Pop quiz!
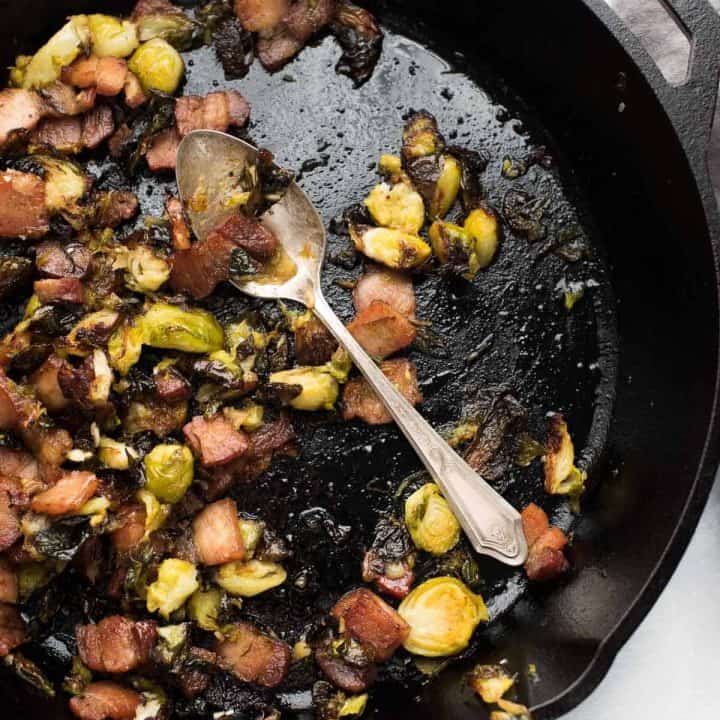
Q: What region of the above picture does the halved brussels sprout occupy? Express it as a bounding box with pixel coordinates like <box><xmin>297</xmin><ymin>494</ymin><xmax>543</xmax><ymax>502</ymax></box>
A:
<box><xmin>402</xmin><ymin>112</ymin><xmax>443</xmax><ymax>162</ymax></box>
<box><xmin>34</xmin><ymin>155</ymin><xmax>89</xmax><ymax>215</ymax></box>
<box><xmin>544</xmin><ymin>414</ymin><xmax>586</xmax><ymax>499</ymax></box>
<box><xmin>108</xmin><ymin>316</ymin><xmax>145</xmax><ymax>375</ymax></box>
<box><xmin>431</xmin><ymin>155</ymin><xmax>462</xmax><ymax>219</ymax></box>
<box><xmin>464</xmin><ymin>207</ymin><xmax>499</xmax><ymax>270</ymax></box>
<box><xmin>98</xmin><ymin>436</ymin><xmax>137</xmax><ymax>470</ymax></box>
<box><xmin>398</xmin><ymin>577</ymin><xmax>488</xmax><ymax>657</ymax></box>
<box><xmin>143</xmin><ymin>303</ymin><xmax>224</xmax><ymax>354</ymax></box>
<box><xmin>405</xmin><ymin>484</ymin><xmax>460</xmax><ymax>556</ymax></box>
<box><xmin>188</xmin><ymin>587</ymin><xmax>223</xmax><ymax>631</ymax></box>
<box><xmin>117</xmin><ymin>245</ymin><xmax>170</xmax><ymax>294</ymax></box>
<box><xmin>216</xmin><ymin>559</ymin><xmax>287</xmax><ymax>597</ymax></box>
<box><xmin>128</xmin><ymin>38</ymin><xmax>184</xmax><ymax>94</ymax></box>
<box><xmin>88</xmin><ymin>14</ymin><xmax>139</xmax><ymax>58</ymax></box>
<box><xmin>66</xmin><ymin>309</ymin><xmax>121</xmax><ymax>357</ymax></box>
<box><xmin>429</xmin><ymin>220</ymin><xmax>479</xmax><ymax>276</ymax></box>
<box><xmin>350</xmin><ymin>225</ymin><xmax>431</xmax><ymax>270</ymax></box>
<box><xmin>237</xmin><ymin>519</ymin><xmax>265</xmax><ymax>559</ymax></box>
<box><xmin>144</xmin><ymin>444</ymin><xmax>194</xmax><ymax>504</ymax></box>
<box><xmin>136</xmin><ymin>10</ymin><xmax>199</xmax><ymax>51</ymax></box>
<box><xmin>223</xmin><ymin>403</ymin><xmax>264</xmax><ymax>432</ymax></box>
<box><xmin>146</xmin><ymin>558</ymin><xmax>199</xmax><ymax>619</ymax></box>
<box><xmin>490</xmin><ymin>699</ymin><xmax>532</xmax><ymax>720</ymax></box>
<box><xmin>268</xmin><ymin>367</ymin><xmax>339</xmax><ymax>411</ymax></box>
<box><xmin>155</xmin><ymin>623</ymin><xmax>189</xmax><ymax>665</ymax></box>
<box><xmin>468</xmin><ymin>664</ymin><xmax>516</xmax><ymax>704</ymax></box>
<box><xmin>15</xmin><ymin>16</ymin><xmax>90</xmax><ymax>88</ymax></box>
<box><xmin>364</xmin><ymin>181</ymin><xmax>425</xmax><ymax>234</ymax></box>
<box><xmin>137</xmin><ymin>488</ymin><xmax>170</xmax><ymax>540</ymax></box>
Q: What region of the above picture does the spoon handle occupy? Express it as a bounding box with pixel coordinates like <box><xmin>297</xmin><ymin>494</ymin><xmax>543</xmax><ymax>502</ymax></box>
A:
<box><xmin>313</xmin><ymin>294</ymin><xmax>527</xmax><ymax>566</ymax></box>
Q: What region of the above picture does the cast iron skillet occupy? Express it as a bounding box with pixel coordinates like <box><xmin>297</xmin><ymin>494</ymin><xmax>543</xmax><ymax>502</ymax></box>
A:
<box><xmin>0</xmin><ymin>1</ymin><xmax>718</xmax><ymax>718</ymax></box>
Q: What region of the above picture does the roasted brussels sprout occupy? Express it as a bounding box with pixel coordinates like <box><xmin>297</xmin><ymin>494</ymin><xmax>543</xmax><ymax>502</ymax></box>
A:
<box><xmin>136</xmin><ymin>9</ymin><xmax>199</xmax><ymax>52</ymax></box>
<box><xmin>65</xmin><ymin>309</ymin><xmax>121</xmax><ymax>356</ymax></box>
<box><xmin>118</xmin><ymin>245</ymin><xmax>170</xmax><ymax>294</ymax></box>
<box><xmin>405</xmin><ymin>484</ymin><xmax>460</xmax><ymax>555</ymax></box>
<box><xmin>88</xmin><ymin>14</ymin><xmax>139</xmax><ymax>58</ymax></box>
<box><xmin>98</xmin><ymin>437</ymin><xmax>137</xmax><ymax>470</ymax></box>
<box><xmin>216</xmin><ymin>559</ymin><xmax>287</xmax><ymax>597</ymax></box>
<box><xmin>464</xmin><ymin>207</ymin><xmax>499</xmax><ymax>270</ymax></box>
<box><xmin>143</xmin><ymin>444</ymin><xmax>194</xmax><ymax>503</ymax></box>
<box><xmin>468</xmin><ymin>664</ymin><xmax>516</xmax><ymax>704</ymax></box>
<box><xmin>268</xmin><ymin>367</ymin><xmax>339</xmax><ymax>411</ymax></box>
<box><xmin>128</xmin><ymin>38</ymin><xmax>184</xmax><ymax>94</ymax></box>
<box><xmin>350</xmin><ymin>225</ymin><xmax>431</xmax><ymax>270</ymax></box>
<box><xmin>431</xmin><ymin>155</ymin><xmax>462</xmax><ymax>219</ymax></box>
<box><xmin>544</xmin><ymin>414</ymin><xmax>586</xmax><ymax>499</ymax></box>
<box><xmin>398</xmin><ymin>577</ymin><xmax>488</xmax><ymax>656</ymax></box>
<box><xmin>364</xmin><ymin>181</ymin><xmax>425</xmax><ymax>234</ymax></box>
<box><xmin>429</xmin><ymin>221</ymin><xmax>479</xmax><ymax>277</ymax></box>
<box><xmin>143</xmin><ymin>303</ymin><xmax>224</xmax><ymax>354</ymax></box>
<box><xmin>402</xmin><ymin>112</ymin><xmax>443</xmax><ymax>162</ymax></box>
<box><xmin>108</xmin><ymin>317</ymin><xmax>145</xmax><ymax>375</ymax></box>
<box><xmin>13</xmin><ymin>16</ymin><xmax>90</xmax><ymax>88</ymax></box>
<box><xmin>188</xmin><ymin>587</ymin><xmax>223</xmax><ymax>631</ymax></box>
<box><xmin>146</xmin><ymin>558</ymin><xmax>200</xmax><ymax>619</ymax></box>
<box><xmin>34</xmin><ymin>155</ymin><xmax>90</xmax><ymax>216</ymax></box>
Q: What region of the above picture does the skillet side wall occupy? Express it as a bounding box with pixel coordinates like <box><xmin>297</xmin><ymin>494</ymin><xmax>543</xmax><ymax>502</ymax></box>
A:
<box><xmin>0</xmin><ymin>1</ymin><xmax>717</xmax><ymax>719</ymax></box>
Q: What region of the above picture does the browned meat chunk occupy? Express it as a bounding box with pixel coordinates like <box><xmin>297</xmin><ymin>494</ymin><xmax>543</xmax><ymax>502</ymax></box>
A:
<box><xmin>40</xmin><ymin>82</ymin><xmax>96</xmax><ymax>117</ymax></box>
<box><xmin>0</xmin><ymin>558</ymin><xmax>18</xmax><ymax>604</ymax></box>
<box><xmin>0</xmin><ymin>170</ymin><xmax>49</xmax><ymax>239</ymax></box>
<box><xmin>154</xmin><ymin>366</ymin><xmax>191</xmax><ymax>402</ymax></box>
<box><xmin>123</xmin><ymin>72</ymin><xmax>147</xmax><ymax>109</ymax></box>
<box><xmin>91</xmin><ymin>191</ymin><xmax>139</xmax><ymax>229</ymax></box>
<box><xmin>81</xmin><ymin>105</ymin><xmax>115</xmax><ymax>149</ymax></box>
<box><xmin>217</xmin><ymin>622</ymin><xmax>291</xmax><ymax>687</ymax></box>
<box><xmin>353</xmin><ymin>266</ymin><xmax>416</xmax><ymax>318</ymax></box>
<box><xmin>165</xmin><ymin>196</ymin><xmax>191</xmax><ymax>251</ymax></box>
<box><xmin>193</xmin><ymin>498</ymin><xmax>246</xmax><ymax>566</ymax></box>
<box><xmin>0</xmin><ymin>603</ymin><xmax>25</xmax><ymax>656</ymax></box>
<box><xmin>30</xmin><ymin>470</ymin><xmax>98</xmax><ymax>516</ymax></box>
<box><xmin>347</xmin><ymin>300</ymin><xmax>416</xmax><ymax>359</ymax></box>
<box><xmin>295</xmin><ymin>316</ymin><xmax>337</xmax><ymax>365</ymax></box>
<box><xmin>131</xmin><ymin>0</ymin><xmax>176</xmax><ymax>19</ymax></box>
<box><xmin>184</xmin><ymin>415</ymin><xmax>249</xmax><ymax>467</ymax></box>
<box><xmin>175</xmin><ymin>91</ymin><xmax>250</xmax><ymax>137</ymax></box>
<box><xmin>30</xmin><ymin>355</ymin><xmax>71</xmax><ymax>412</ymax></box>
<box><xmin>0</xmin><ymin>89</ymin><xmax>45</xmax><ymax>145</ymax></box>
<box><xmin>0</xmin><ymin>491</ymin><xmax>21</xmax><ymax>553</ymax></box>
<box><xmin>315</xmin><ymin>649</ymin><xmax>377</xmax><ymax>693</ymax></box>
<box><xmin>62</xmin><ymin>56</ymin><xmax>128</xmax><ymax>97</ymax></box>
<box><xmin>343</xmin><ymin>358</ymin><xmax>422</xmax><ymax>425</ymax></box>
<box><xmin>521</xmin><ymin>503</ymin><xmax>570</xmax><ymax>582</ymax></box>
<box><xmin>31</xmin><ymin>116</ymin><xmax>82</xmax><ymax>152</ymax></box>
<box><xmin>77</xmin><ymin>616</ymin><xmax>157</xmax><ymax>673</ymax></box>
<box><xmin>361</xmin><ymin>551</ymin><xmax>415</xmax><ymax>600</ymax></box>
<box><xmin>69</xmin><ymin>682</ymin><xmax>142</xmax><ymax>720</ymax></box>
<box><xmin>36</xmin><ymin>241</ymin><xmax>92</xmax><ymax>279</ymax></box>
<box><xmin>146</xmin><ymin>127</ymin><xmax>181</xmax><ymax>171</ymax></box>
<box><xmin>331</xmin><ymin>1</ymin><xmax>383</xmax><ymax>86</ymax></box>
<box><xmin>256</xmin><ymin>27</ymin><xmax>303</xmax><ymax>71</ymax></box>
<box><xmin>331</xmin><ymin>587</ymin><xmax>409</xmax><ymax>662</ymax></box>
<box><xmin>112</xmin><ymin>504</ymin><xmax>147</xmax><ymax>552</ymax></box>
<box><xmin>283</xmin><ymin>0</ymin><xmax>335</xmax><ymax>43</ymax></box>
<box><xmin>234</xmin><ymin>0</ymin><xmax>289</xmax><ymax>31</ymax></box>
<box><xmin>34</xmin><ymin>278</ymin><xmax>85</xmax><ymax>305</ymax></box>
<box><xmin>210</xmin><ymin>212</ymin><xmax>279</xmax><ymax>261</ymax></box>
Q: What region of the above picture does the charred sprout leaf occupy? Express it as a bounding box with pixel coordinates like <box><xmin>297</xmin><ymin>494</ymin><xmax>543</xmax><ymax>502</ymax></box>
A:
<box><xmin>430</xmin><ymin>547</ymin><xmax>481</xmax><ymax>589</ymax></box>
<box><xmin>515</xmin><ymin>434</ymin><xmax>546</xmax><ymax>468</ymax></box>
<box><xmin>502</xmin><ymin>190</ymin><xmax>549</xmax><ymax>242</ymax></box>
<box><xmin>213</xmin><ymin>16</ymin><xmax>255</xmax><ymax>80</ymax></box>
<box><xmin>544</xmin><ymin>414</ymin><xmax>586</xmax><ymax>502</ymax></box>
<box><xmin>370</xmin><ymin>517</ymin><xmax>413</xmax><ymax>561</ymax></box>
<box><xmin>413</xmin><ymin>324</ymin><xmax>449</xmax><ymax>358</ymax></box>
<box><xmin>230</xmin><ymin>247</ymin><xmax>259</xmax><ymax>277</ymax></box>
<box><xmin>331</xmin><ymin>1</ymin><xmax>383</xmax><ymax>87</ymax></box>
<box><xmin>448</xmin><ymin>146</ymin><xmax>489</xmax><ymax>213</ymax></box>
<box><xmin>398</xmin><ymin>577</ymin><xmax>487</xmax><ymax>657</ymax></box>
<box><xmin>137</xmin><ymin>9</ymin><xmax>201</xmax><ymax>52</ymax></box>
<box><xmin>34</xmin><ymin>516</ymin><xmax>92</xmax><ymax>561</ymax></box>
<box><xmin>129</xmin><ymin>38</ymin><xmax>185</xmax><ymax>94</ymax></box>
<box><xmin>4</xmin><ymin>653</ymin><xmax>55</xmax><ymax>697</ymax></box>
<box><xmin>0</xmin><ymin>256</ymin><xmax>33</xmax><ymax>299</ymax></box>
<box><xmin>88</xmin><ymin>14</ymin><xmax>139</xmax><ymax>58</ymax></box>
<box><xmin>468</xmin><ymin>664</ymin><xmax>516</xmax><ymax>704</ymax></box>
<box><xmin>405</xmin><ymin>484</ymin><xmax>460</xmax><ymax>556</ymax></box>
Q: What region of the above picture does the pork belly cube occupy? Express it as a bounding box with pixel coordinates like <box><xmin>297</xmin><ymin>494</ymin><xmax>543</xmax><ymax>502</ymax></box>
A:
<box><xmin>69</xmin><ymin>682</ymin><xmax>142</xmax><ymax>720</ymax></box>
<box><xmin>30</xmin><ymin>471</ymin><xmax>98</xmax><ymax>516</ymax></box>
<box><xmin>76</xmin><ymin>615</ymin><xmax>157</xmax><ymax>673</ymax></box>
<box><xmin>183</xmin><ymin>415</ymin><xmax>250</xmax><ymax>467</ymax></box>
<box><xmin>347</xmin><ymin>300</ymin><xmax>417</xmax><ymax>359</ymax></box>
<box><xmin>193</xmin><ymin>498</ymin><xmax>246</xmax><ymax>566</ymax></box>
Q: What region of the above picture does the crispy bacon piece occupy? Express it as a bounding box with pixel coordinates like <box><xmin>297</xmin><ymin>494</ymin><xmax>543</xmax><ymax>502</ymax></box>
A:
<box><xmin>347</xmin><ymin>300</ymin><xmax>416</xmax><ymax>359</ymax></box>
<box><xmin>30</xmin><ymin>470</ymin><xmax>98</xmax><ymax>516</ymax></box>
<box><xmin>0</xmin><ymin>491</ymin><xmax>21</xmax><ymax>553</ymax></box>
<box><xmin>0</xmin><ymin>88</ymin><xmax>45</xmax><ymax>145</ymax></box>
<box><xmin>521</xmin><ymin>503</ymin><xmax>570</xmax><ymax>582</ymax></box>
<box><xmin>217</xmin><ymin>622</ymin><xmax>291</xmax><ymax>687</ymax></box>
<box><xmin>184</xmin><ymin>415</ymin><xmax>249</xmax><ymax>467</ymax></box>
<box><xmin>210</xmin><ymin>212</ymin><xmax>279</xmax><ymax>261</ymax></box>
<box><xmin>331</xmin><ymin>587</ymin><xmax>409</xmax><ymax>662</ymax></box>
<box><xmin>0</xmin><ymin>558</ymin><xmax>18</xmax><ymax>604</ymax></box>
<box><xmin>256</xmin><ymin>27</ymin><xmax>303</xmax><ymax>71</ymax></box>
<box><xmin>175</xmin><ymin>90</ymin><xmax>250</xmax><ymax>137</ymax></box>
<box><xmin>36</xmin><ymin>240</ymin><xmax>92</xmax><ymax>279</ymax></box>
<box><xmin>343</xmin><ymin>358</ymin><xmax>422</xmax><ymax>425</ymax></box>
<box><xmin>295</xmin><ymin>316</ymin><xmax>338</xmax><ymax>365</ymax></box>
<box><xmin>91</xmin><ymin>191</ymin><xmax>139</xmax><ymax>229</ymax></box>
<box><xmin>315</xmin><ymin>649</ymin><xmax>377</xmax><ymax>693</ymax></box>
<box><xmin>0</xmin><ymin>603</ymin><xmax>25</xmax><ymax>656</ymax></box>
<box><xmin>69</xmin><ymin>682</ymin><xmax>142</xmax><ymax>720</ymax></box>
<box><xmin>0</xmin><ymin>170</ymin><xmax>49</xmax><ymax>239</ymax></box>
<box><xmin>81</xmin><ymin>105</ymin><xmax>115</xmax><ymax>149</ymax></box>
<box><xmin>34</xmin><ymin>278</ymin><xmax>85</xmax><ymax>305</ymax></box>
<box><xmin>165</xmin><ymin>196</ymin><xmax>191</xmax><ymax>251</ymax></box>
<box><xmin>353</xmin><ymin>266</ymin><xmax>416</xmax><ymax>318</ymax></box>
<box><xmin>40</xmin><ymin>82</ymin><xmax>96</xmax><ymax>117</ymax></box>
<box><xmin>123</xmin><ymin>72</ymin><xmax>147</xmax><ymax>109</ymax></box>
<box><xmin>146</xmin><ymin>127</ymin><xmax>181</xmax><ymax>171</ymax></box>
<box><xmin>193</xmin><ymin>498</ymin><xmax>246</xmax><ymax>566</ymax></box>
<box><xmin>234</xmin><ymin>0</ymin><xmax>290</xmax><ymax>31</ymax></box>
<box><xmin>31</xmin><ymin>116</ymin><xmax>82</xmax><ymax>152</ymax></box>
<box><xmin>112</xmin><ymin>504</ymin><xmax>147</xmax><ymax>552</ymax></box>
<box><xmin>30</xmin><ymin>355</ymin><xmax>71</xmax><ymax>412</ymax></box>
<box><xmin>77</xmin><ymin>616</ymin><xmax>157</xmax><ymax>673</ymax></box>
<box><xmin>62</xmin><ymin>56</ymin><xmax>128</xmax><ymax>97</ymax></box>
<box><xmin>154</xmin><ymin>366</ymin><xmax>191</xmax><ymax>402</ymax></box>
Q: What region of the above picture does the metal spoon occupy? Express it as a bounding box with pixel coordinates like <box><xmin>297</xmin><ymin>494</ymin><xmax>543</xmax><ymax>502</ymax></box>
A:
<box><xmin>176</xmin><ymin>129</ymin><xmax>527</xmax><ymax>567</ymax></box>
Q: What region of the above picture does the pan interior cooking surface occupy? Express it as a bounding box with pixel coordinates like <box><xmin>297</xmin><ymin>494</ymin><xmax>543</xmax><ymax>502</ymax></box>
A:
<box><xmin>0</xmin><ymin>11</ymin><xmax>618</xmax><ymax>720</ymax></box>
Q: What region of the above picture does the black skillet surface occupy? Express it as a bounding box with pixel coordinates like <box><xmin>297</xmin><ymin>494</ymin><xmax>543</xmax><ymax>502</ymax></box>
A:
<box><xmin>0</xmin><ymin>1</ymin><xmax>718</xmax><ymax>719</ymax></box>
